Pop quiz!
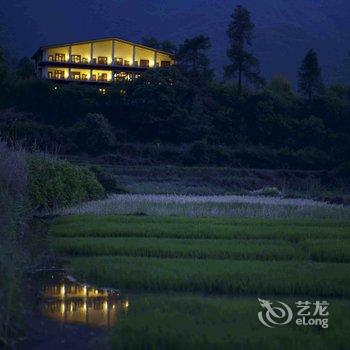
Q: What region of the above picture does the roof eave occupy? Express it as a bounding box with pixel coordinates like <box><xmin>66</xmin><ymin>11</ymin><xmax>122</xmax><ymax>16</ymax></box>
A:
<box><xmin>32</xmin><ymin>36</ymin><xmax>174</xmax><ymax>59</ymax></box>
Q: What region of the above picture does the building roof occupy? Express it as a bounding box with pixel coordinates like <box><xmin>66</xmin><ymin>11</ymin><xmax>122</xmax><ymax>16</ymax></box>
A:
<box><xmin>32</xmin><ymin>36</ymin><xmax>174</xmax><ymax>59</ymax></box>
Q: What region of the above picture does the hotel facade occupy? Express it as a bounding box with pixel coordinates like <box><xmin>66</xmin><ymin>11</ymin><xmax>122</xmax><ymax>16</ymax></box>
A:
<box><xmin>32</xmin><ymin>37</ymin><xmax>175</xmax><ymax>84</ymax></box>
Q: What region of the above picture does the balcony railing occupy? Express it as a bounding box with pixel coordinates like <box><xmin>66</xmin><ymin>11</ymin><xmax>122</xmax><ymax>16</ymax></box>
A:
<box><xmin>45</xmin><ymin>56</ymin><xmax>169</xmax><ymax>68</ymax></box>
<box><xmin>46</xmin><ymin>56</ymin><xmax>131</xmax><ymax>66</ymax></box>
<box><xmin>47</xmin><ymin>74</ymin><xmax>140</xmax><ymax>83</ymax></box>
<box><xmin>48</xmin><ymin>73</ymin><xmax>111</xmax><ymax>82</ymax></box>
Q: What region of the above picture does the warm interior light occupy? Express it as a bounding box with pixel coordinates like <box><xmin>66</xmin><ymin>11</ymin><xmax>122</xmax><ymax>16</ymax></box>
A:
<box><xmin>61</xmin><ymin>302</ymin><xmax>65</xmax><ymax>314</ymax></box>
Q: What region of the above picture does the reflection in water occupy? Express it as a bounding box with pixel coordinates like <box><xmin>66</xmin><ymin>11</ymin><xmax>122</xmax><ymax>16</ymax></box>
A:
<box><xmin>37</xmin><ymin>269</ymin><xmax>128</xmax><ymax>328</ymax></box>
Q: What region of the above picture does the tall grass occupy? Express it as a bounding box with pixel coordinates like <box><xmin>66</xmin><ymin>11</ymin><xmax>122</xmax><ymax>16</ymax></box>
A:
<box><xmin>0</xmin><ymin>141</ymin><xmax>29</xmax><ymax>348</ymax></box>
<box><xmin>55</xmin><ymin>194</ymin><xmax>350</xmax><ymax>219</ymax></box>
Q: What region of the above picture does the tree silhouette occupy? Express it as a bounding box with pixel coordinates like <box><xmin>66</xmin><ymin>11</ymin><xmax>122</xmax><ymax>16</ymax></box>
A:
<box><xmin>177</xmin><ymin>35</ymin><xmax>212</xmax><ymax>78</ymax></box>
<box><xmin>298</xmin><ymin>49</ymin><xmax>324</xmax><ymax>99</ymax></box>
<box><xmin>141</xmin><ymin>37</ymin><xmax>177</xmax><ymax>54</ymax></box>
<box><xmin>225</xmin><ymin>5</ymin><xmax>264</xmax><ymax>93</ymax></box>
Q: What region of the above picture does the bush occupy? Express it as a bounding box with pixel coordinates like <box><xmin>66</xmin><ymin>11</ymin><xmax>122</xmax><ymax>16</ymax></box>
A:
<box><xmin>338</xmin><ymin>161</ymin><xmax>350</xmax><ymax>179</ymax></box>
<box><xmin>89</xmin><ymin>165</ymin><xmax>128</xmax><ymax>193</ymax></box>
<box><xmin>28</xmin><ymin>155</ymin><xmax>105</xmax><ymax>210</ymax></box>
<box><xmin>251</xmin><ymin>187</ymin><xmax>281</xmax><ymax>197</ymax></box>
<box><xmin>72</xmin><ymin>113</ymin><xmax>116</xmax><ymax>155</ymax></box>
<box><xmin>182</xmin><ymin>141</ymin><xmax>209</xmax><ymax>165</ymax></box>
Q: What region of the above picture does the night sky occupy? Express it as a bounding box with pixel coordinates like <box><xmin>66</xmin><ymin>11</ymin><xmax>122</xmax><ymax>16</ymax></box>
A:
<box><xmin>1</xmin><ymin>0</ymin><xmax>349</xmax><ymax>82</ymax></box>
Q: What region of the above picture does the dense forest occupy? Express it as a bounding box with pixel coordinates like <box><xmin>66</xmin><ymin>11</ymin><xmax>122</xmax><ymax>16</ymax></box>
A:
<box><xmin>0</xmin><ymin>5</ymin><xmax>349</xmax><ymax>172</ymax></box>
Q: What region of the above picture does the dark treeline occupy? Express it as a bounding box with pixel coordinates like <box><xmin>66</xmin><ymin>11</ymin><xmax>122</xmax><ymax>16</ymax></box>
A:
<box><xmin>0</xmin><ymin>5</ymin><xmax>349</xmax><ymax>172</ymax></box>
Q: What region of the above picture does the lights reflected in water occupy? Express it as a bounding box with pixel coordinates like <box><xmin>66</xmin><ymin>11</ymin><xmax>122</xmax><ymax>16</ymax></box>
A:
<box><xmin>41</xmin><ymin>298</ymin><xmax>128</xmax><ymax>327</ymax></box>
<box><xmin>38</xmin><ymin>273</ymin><xmax>129</xmax><ymax>328</ymax></box>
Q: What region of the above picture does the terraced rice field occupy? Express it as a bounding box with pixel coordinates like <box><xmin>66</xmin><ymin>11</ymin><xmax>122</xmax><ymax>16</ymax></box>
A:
<box><xmin>51</xmin><ymin>215</ymin><xmax>350</xmax><ymax>349</ymax></box>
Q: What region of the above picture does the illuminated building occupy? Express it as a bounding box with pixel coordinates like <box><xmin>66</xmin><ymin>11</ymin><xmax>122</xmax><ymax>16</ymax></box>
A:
<box><xmin>32</xmin><ymin>37</ymin><xmax>175</xmax><ymax>84</ymax></box>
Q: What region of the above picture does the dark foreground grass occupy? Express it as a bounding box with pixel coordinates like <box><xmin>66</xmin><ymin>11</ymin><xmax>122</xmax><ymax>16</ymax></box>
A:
<box><xmin>110</xmin><ymin>294</ymin><xmax>350</xmax><ymax>350</ymax></box>
<box><xmin>51</xmin><ymin>215</ymin><xmax>350</xmax><ymax>242</ymax></box>
<box><xmin>68</xmin><ymin>256</ymin><xmax>350</xmax><ymax>297</ymax></box>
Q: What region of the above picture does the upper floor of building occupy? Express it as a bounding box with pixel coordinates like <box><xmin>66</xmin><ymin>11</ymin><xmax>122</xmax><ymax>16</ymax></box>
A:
<box><xmin>32</xmin><ymin>37</ymin><xmax>175</xmax><ymax>83</ymax></box>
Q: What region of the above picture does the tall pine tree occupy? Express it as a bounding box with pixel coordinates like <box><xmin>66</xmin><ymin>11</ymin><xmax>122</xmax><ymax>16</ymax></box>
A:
<box><xmin>177</xmin><ymin>35</ymin><xmax>212</xmax><ymax>80</ymax></box>
<box><xmin>225</xmin><ymin>5</ymin><xmax>263</xmax><ymax>93</ymax></box>
<box><xmin>298</xmin><ymin>49</ymin><xmax>324</xmax><ymax>99</ymax></box>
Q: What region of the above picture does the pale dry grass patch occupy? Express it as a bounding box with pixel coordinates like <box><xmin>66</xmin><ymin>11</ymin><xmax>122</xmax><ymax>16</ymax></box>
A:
<box><xmin>54</xmin><ymin>194</ymin><xmax>350</xmax><ymax>219</ymax></box>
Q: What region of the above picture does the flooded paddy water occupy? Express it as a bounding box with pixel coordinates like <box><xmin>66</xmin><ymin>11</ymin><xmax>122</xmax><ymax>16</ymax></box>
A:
<box><xmin>35</xmin><ymin>269</ymin><xmax>129</xmax><ymax>328</ymax></box>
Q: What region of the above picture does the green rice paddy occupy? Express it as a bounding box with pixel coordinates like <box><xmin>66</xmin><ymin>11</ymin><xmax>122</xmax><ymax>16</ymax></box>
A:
<box><xmin>51</xmin><ymin>215</ymin><xmax>350</xmax><ymax>349</ymax></box>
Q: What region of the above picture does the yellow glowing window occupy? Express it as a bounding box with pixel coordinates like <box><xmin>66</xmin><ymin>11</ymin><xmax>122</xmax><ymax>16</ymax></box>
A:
<box><xmin>71</xmin><ymin>55</ymin><xmax>81</xmax><ymax>63</ymax></box>
<box><xmin>140</xmin><ymin>59</ymin><xmax>150</xmax><ymax>68</ymax></box>
<box><xmin>97</xmin><ymin>73</ymin><xmax>108</xmax><ymax>82</ymax></box>
<box><xmin>115</xmin><ymin>57</ymin><xmax>123</xmax><ymax>65</ymax></box>
<box><xmin>98</xmin><ymin>56</ymin><xmax>108</xmax><ymax>65</ymax></box>
<box><xmin>161</xmin><ymin>60</ymin><xmax>171</xmax><ymax>67</ymax></box>
<box><xmin>54</xmin><ymin>70</ymin><xmax>65</xmax><ymax>79</ymax></box>
<box><xmin>55</xmin><ymin>53</ymin><xmax>66</xmax><ymax>62</ymax></box>
<box><xmin>71</xmin><ymin>71</ymin><xmax>81</xmax><ymax>80</ymax></box>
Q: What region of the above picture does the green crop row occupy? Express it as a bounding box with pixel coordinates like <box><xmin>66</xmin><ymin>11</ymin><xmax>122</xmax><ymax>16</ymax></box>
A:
<box><xmin>67</xmin><ymin>256</ymin><xmax>350</xmax><ymax>297</ymax></box>
<box><xmin>51</xmin><ymin>215</ymin><xmax>350</xmax><ymax>242</ymax></box>
<box><xmin>53</xmin><ymin>237</ymin><xmax>350</xmax><ymax>263</ymax></box>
